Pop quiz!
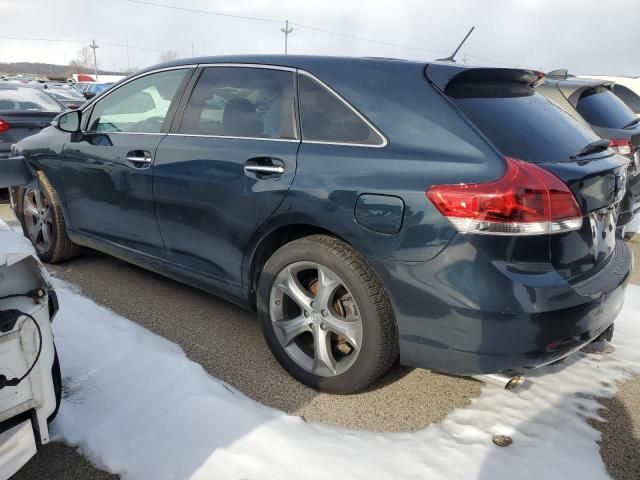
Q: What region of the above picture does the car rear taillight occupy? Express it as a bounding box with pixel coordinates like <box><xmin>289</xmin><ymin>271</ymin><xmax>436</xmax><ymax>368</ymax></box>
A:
<box><xmin>0</xmin><ymin>120</ymin><xmax>10</xmax><ymax>133</ymax></box>
<box><xmin>427</xmin><ymin>157</ymin><xmax>583</xmax><ymax>235</ymax></box>
<box><xmin>609</xmin><ymin>139</ymin><xmax>632</xmax><ymax>158</ymax></box>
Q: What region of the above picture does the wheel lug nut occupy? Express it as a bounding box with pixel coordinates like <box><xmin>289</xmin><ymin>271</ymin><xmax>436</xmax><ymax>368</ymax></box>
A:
<box><xmin>320</xmin><ymin>323</ymin><xmax>327</xmax><ymax>331</ymax></box>
<box><xmin>310</xmin><ymin>301</ymin><xmax>316</xmax><ymax>308</ymax></box>
<box><xmin>303</xmin><ymin>311</ymin><xmax>309</xmax><ymax>317</ymax></box>
<box><xmin>274</xmin><ymin>299</ymin><xmax>281</xmax><ymax>306</ymax></box>
<box><xmin>321</xmin><ymin>310</ymin><xmax>328</xmax><ymax>317</ymax></box>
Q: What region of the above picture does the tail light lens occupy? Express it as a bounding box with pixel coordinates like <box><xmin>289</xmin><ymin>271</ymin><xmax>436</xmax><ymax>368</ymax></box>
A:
<box><xmin>609</xmin><ymin>139</ymin><xmax>632</xmax><ymax>158</ymax></box>
<box><xmin>0</xmin><ymin>120</ymin><xmax>10</xmax><ymax>133</ymax></box>
<box><xmin>427</xmin><ymin>157</ymin><xmax>583</xmax><ymax>235</ymax></box>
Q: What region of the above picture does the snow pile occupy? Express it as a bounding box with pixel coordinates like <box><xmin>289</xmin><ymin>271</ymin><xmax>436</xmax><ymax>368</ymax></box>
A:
<box><xmin>51</xmin><ymin>279</ymin><xmax>640</xmax><ymax>480</ymax></box>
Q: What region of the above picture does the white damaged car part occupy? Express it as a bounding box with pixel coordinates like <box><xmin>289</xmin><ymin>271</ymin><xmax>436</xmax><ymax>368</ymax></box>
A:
<box><xmin>0</xmin><ymin>156</ymin><xmax>60</xmax><ymax>479</ymax></box>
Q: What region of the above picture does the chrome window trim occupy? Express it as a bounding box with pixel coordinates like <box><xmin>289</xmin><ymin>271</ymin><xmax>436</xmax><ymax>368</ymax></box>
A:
<box><xmin>77</xmin><ymin>62</ymin><xmax>389</xmax><ymax>148</ymax></box>
<box><xmin>297</xmin><ymin>70</ymin><xmax>388</xmax><ymax>149</ymax></box>
<box><xmin>166</xmin><ymin>133</ymin><xmax>299</xmax><ymax>143</ymax></box>
<box><xmin>176</xmin><ymin>63</ymin><xmax>300</xmax><ymax>140</ymax></box>
<box><xmin>80</xmin><ymin>64</ymin><xmax>197</xmax><ymax>133</ymax></box>
<box><xmin>196</xmin><ymin>63</ymin><xmax>297</xmax><ymax>72</ymax></box>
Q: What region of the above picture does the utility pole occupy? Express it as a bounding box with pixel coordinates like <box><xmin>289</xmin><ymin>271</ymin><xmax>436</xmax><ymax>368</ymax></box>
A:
<box><xmin>126</xmin><ymin>37</ymin><xmax>130</xmax><ymax>71</ymax></box>
<box><xmin>191</xmin><ymin>42</ymin><xmax>194</xmax><ymax>57</ymax></box>
<box><xmin>281</xmin><ymin>19</ymin><xmax>293</xmax><ymax>54</ymax></box>
<box><xmin>89</xmin><ymin>39</ymin><xmax>99</xmax><ymax>82</ymax></box>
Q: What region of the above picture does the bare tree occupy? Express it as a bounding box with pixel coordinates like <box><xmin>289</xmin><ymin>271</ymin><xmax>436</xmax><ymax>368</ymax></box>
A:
<box><xmin>69</xmin><ymin>46</ymin><xmax>94</xmax><ymax>72</ymax></box>
<box><xmin>158</xmin><ymin>50</ymin><xmax>179</xmax><ymax>63</ymax></box>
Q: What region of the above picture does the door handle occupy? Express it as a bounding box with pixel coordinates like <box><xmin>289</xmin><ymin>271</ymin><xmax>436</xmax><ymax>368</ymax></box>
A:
<box><xmin>126</xmin><ymin>150</ymin><xmax>152</xmax><ymax>168</ymax></box>
<box><xmin>244</xmin><ymin>157</ymin><xmax>285</xmax><ymax>177</ymax></box>
<box><xmin>244</xmin><ymin>164</ymin><xmax>285</xmax><ymax>175</ymax></box>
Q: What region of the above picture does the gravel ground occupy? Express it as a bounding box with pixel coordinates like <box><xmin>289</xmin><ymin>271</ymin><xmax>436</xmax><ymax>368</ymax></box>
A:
<box><xmin>3</xmin><ymin>203</ymin><xmax>639</xmax><ymax>479</ymax></box>
<box><xmin>590</xmin><ymin>237</ymin><xmax>640</xmax><ymax>480</ymax></box>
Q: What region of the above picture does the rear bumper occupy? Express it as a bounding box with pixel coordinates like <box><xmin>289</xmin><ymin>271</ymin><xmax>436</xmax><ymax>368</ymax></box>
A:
<box><xmin>373</xmin><ymin>235</ymin><xmax>632</xmax><ymax>375</ymax></box>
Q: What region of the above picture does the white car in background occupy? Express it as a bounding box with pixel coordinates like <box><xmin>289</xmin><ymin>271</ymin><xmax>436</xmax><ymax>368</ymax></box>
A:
<box><xmin>581</xmin><ymin>75</ymin><xmax>640</xmax><ymax>116</ymax></box>
<box><xmin>0</xmin><ymin>164</ymin><xmax>60</xmax><ymax>478</ymax></box>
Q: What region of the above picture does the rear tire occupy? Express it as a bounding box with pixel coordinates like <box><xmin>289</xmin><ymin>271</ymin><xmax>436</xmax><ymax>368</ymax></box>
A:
<box><xmin>20</xmin><ymin>171</ymin><xmax>81</xmax><ymax>263</ymax></box>
<box><xmin>257</xmin><ymin>235</ymin><xmax>398</xmax><ymax>394</ymax></box>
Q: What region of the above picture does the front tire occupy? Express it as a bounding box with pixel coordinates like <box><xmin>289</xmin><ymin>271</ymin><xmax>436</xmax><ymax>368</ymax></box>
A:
<box><xmin>257</xmin><ymin>235</ymin><xmax>398</xmax><ymax>394</ymax></box>
<box><xmin>20</xmin><ymin>171</ymin><xmax>81</xmax><ymax>263</ymax></box>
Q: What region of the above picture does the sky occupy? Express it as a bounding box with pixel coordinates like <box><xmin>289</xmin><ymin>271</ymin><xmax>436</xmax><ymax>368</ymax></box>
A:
<box><xmin>0</xmin><ymin>0</ymin><xmax>638</xmax><ymax>76</ymax></box>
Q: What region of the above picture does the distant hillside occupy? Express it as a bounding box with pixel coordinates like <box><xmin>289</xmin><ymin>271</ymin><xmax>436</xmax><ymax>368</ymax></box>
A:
<box><xmin>0</xmin><ymin>62</ymin><xmax>124</xmax><ymax>79</ymax></box>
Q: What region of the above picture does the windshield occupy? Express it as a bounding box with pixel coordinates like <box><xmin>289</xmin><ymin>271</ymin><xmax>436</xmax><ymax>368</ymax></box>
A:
<box><xmin>575</xmin><ymin>86</ymin><xmax>638</xmax><ymax>129</ymax></box>
<box><xmin>447</xmin><ymin>82</ymin><xmax>601</xmax><ymax>163</ymax></box>
<box><xmin>0</xmin><ymin>86</ymin><xmax>63</xmax><ymax>112</ymax></box>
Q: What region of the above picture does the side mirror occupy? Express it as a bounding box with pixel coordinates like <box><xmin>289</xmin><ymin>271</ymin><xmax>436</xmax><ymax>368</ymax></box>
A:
<box><xmin>54</xmin><ymin>110</ymin><xmax>81</xmax><ymax>133</ymax></box>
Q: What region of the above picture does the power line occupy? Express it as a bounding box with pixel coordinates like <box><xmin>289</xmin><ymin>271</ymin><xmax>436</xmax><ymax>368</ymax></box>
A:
<box><xmin>116</xmin><ymin>0</ymin><xmax>451</xmax><ymax>55</ymax></box>
<box><xmin>0</xmin><ymin>35</ymin><xmax>189</xmax><ymax>56</ymax></box>
<box><xmin>121</xmin><ymin>0</ymin><xmax>282</xmax><ymax>23</ymax></box>
<box><xmin>290</xmin><ymin>22</ymin><xmax>449</xmax><ymax>55</ymax></box>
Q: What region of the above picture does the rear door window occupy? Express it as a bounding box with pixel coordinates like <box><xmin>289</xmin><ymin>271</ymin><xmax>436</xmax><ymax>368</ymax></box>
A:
<box><xmin>179</xmin><ymin>67</ymin><xmax>297</xmax><ymax>139</ymax></box>
<box><xmin>575</xmin><ymin>86</ymin><xmax>637</xmax><ymax>129</ymax></box>
<box><xmin>297</xmin><ymin>74</ymin><xmax>385</xmax><ymax>146</ymax></box>
<box><xmin>448</xmin><ymin>82</ymin><xmax>600</xmax><ymax>163</ymax></box>
<box><xmin>611</xmin><ymin>84</ymin><xmax>640</xmax><ymax>114</ymax></box>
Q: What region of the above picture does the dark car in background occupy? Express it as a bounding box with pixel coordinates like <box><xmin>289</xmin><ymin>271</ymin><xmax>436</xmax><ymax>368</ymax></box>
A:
<box><xmin>8</xmin><ymin>56</ymin><xmax>632</xmax><ymax>393</ymax></box>
<box><xmin>0</xmin><ymin>83</ymin><xmax>65</xmax><ymax>159</ymax></box>
<box><xmin>538</xmin><ymin>71</ymin><xmax>640</xmax><ymax>226</ymax></box>
<box><xmin>40</xmin><ymin>82</ymin><xmax>86</xmax><ymax>110</ymax></box>
<box><xmin>0</xmin><ymin>83</ymin><xmax>64</xmax><ymax>199</ymax></box>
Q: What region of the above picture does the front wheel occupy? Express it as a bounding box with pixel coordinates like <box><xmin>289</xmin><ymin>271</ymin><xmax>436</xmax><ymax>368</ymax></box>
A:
<box><xmin>257</xmin><ymin>235</ymin><xmax>398</xmax><ymax>394</ymax></box>
<box><xmin>20</xmin><ymin>172</ymin><xmax>81</xmax><ymax>263</ymax></box>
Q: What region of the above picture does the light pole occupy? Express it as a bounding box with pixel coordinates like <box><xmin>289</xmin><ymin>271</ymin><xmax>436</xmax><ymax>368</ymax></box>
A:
<box><xmin>281</xmin><ymin>19</ymin><xmax>293</xmax><ymax>54</ymax></box>
<box><xmin>89</xmin><ymin>39</ymin><xmax>99</xmax><ymax>82</ymax></box>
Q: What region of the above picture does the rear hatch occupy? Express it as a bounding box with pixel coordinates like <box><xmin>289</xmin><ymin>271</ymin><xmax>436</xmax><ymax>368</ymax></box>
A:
<box><xmin>0</xmin><ymin>85</ymin><xmax>64</xmax><ymax>156</ymax></box>
<box><xmin>570</xmin><ymin>84</ymin><xmax>640</xmax><ymax>174</ymax></box>
<box><xmin>426</xmin><ymin>65</ymin><xmax>629</xmax><ymax>286</ymax></box>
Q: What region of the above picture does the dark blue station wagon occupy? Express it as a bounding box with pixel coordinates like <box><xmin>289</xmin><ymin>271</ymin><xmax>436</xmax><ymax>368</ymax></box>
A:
<box><xmin>10</xmin><ymin>56</ymin><xmax>632</xmax><ymax>393</ymax></box>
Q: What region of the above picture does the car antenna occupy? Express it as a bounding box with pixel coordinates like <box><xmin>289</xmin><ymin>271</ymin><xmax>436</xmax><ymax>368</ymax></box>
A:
<box><xmin>436</xmin><ymin>26</ymin><xmax>475</xmax><ymax>62</ymax></box>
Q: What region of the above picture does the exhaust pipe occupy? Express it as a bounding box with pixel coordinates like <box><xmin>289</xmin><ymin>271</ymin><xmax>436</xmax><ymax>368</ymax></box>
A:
<box><xmin>474</xmin><ymin>373</ymin><xmax>526</xmax><ymax>390</ymax></box>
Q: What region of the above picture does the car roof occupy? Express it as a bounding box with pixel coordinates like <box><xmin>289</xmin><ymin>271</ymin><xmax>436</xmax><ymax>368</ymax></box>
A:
<box><xmin>0</xmin><ymin>83</ymin><xmax>42</xmax><ymax>90</ymax></box>
<box><xmin>135</xmin><ymin>54</ymin><xmax>425</xmax><ymax>78</ymax></box>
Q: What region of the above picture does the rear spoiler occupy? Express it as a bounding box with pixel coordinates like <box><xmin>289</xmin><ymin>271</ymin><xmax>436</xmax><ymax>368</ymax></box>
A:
<box><xmin>426</xmin><ymin>64</ymin><xmax>546</xmax><ymax>92</ymax></box>
<box><xmin>556</xmin><ymin>81</ymin><xmax>615</xmax><ymax>108</ymax></box>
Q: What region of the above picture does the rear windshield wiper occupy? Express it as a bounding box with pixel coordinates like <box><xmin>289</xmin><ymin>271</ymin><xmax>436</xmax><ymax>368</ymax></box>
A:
<box><xmin>570</xmin><ymin>139</ymin><xmax>611</xmax><ymax>159</ymax></box>
<box><xmin>622</xmin><ymin>117</ymin><xmax>640</xmax><ymax>129</ymax></box>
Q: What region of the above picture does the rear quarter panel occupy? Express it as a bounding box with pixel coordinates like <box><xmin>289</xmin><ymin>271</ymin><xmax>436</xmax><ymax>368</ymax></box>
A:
<box><xmin>247</xmin><ymin>60</ymin><xmax>506</xmax><ymax>273</ymax></box>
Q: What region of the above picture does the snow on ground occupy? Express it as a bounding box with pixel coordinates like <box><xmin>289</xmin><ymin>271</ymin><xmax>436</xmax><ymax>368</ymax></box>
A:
<box><xmin>50</xmin><ymin>278</ymin><xmax>640</xmax><ymax>480</ymax></box>
<box><xmin>628</xmin><ymin>214</ymin><xmax>640</xmax><ymax>234</ymax></box>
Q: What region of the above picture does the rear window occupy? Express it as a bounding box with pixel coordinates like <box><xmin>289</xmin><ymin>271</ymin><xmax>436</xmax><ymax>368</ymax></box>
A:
<box><xmin>0</xmin><ymin>86</ymin><xmax>63</xmax><ymax>112</ymax></box>
<box><xmin>448</xmin><ymin>82</ymin><xmax>600</xmax><ymax>163</ymax></box>
<box><xmin>611</xmin><ymin>84</ymin><xmax>640</xmax><ymax>115</ymax></box>
<box><xmin>575</xmin><ymin>86</ymin><xmax>637</xmax><ymax>129</ymax></box>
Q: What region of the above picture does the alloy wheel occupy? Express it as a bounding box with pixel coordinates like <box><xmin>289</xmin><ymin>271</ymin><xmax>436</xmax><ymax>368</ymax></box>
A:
<box><xmin>269</xmin><ymin>261</ymin><xmax>363</xmax><ymax>377</ymax></box>
<box><xmin>23</xmin><ymin>187</ymin><xmax>54</xmax><ymax>254</ymax></box>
